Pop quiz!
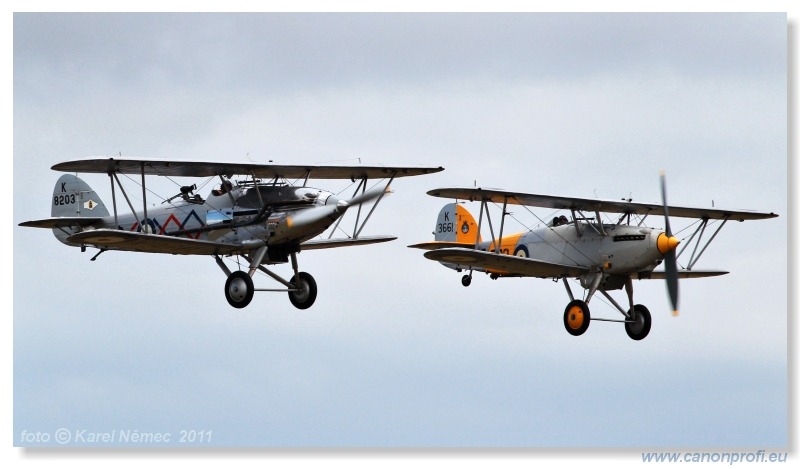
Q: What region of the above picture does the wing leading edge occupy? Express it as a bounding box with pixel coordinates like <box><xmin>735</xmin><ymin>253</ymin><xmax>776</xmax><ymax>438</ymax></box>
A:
<box><xmin>427</xmin><ymin>188</ymin><xmax>778</xmax><ymax>221</ymax></box>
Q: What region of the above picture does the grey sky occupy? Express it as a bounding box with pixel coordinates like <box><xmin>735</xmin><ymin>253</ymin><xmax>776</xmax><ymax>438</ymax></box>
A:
<box><xmin>11</xmin><ymin>10</ymin><xmax>788</xmax><ymax>456</ymax></box>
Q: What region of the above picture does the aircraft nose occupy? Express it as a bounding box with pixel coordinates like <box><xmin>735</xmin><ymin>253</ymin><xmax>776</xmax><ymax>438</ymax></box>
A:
<box><xmin>656</xmin><ymin>232</ymin><xmax>680</xmax><ymax>255</ymax></box>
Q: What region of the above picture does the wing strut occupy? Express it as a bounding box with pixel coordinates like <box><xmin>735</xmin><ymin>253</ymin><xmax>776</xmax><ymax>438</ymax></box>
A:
<box><xmin>494</xmin><ymin>197</ymin><xmax>509</xmax><ymax>253</ymax></box>
<box><xmin>140</xmin><ymin>162</ymin><xmax>149</xmax><ymax>232</ymax></box>
<box><xmin>111</xmin><ymin>172</ymin><xmax>141</xmax><ymax>231</ymax></box>
<box><xmin>354</xmin><ymin>175</ymin><xmax>394</xmax><ymax>238</ymax></box>
<box><xmin>108</xmin><ymin>171</ymin><xmax>119</xmax><ymax>227</ymax></box>
<box><xmin>679</xmin><ymin>217</ymin><xmax>729</xmax><ymax>270</ymax></box>
<box><xmin>325</xmin><ymin>173</ymin><xmax>396</xmax><ymax>240</ymax></box>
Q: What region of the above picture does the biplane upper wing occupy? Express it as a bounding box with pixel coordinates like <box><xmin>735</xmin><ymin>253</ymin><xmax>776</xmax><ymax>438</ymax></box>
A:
<box><xmin>52</xmin><ymin>157</ymin><xmax>444</xmax><ymax>180</ymax></box>
<box><xmin>424</xmin><ymin>247</ymin><xmax>589</xmax><ymax>278</ymax></box>
<box><xmin>66</xmin><ymin>229</ymin><xmax>248</xmax><ymax>256</ymax></box>
<box><xmin>427</xmin><ymin>188</ymin><xmax>778</xmax><ymax>221</ymax></box>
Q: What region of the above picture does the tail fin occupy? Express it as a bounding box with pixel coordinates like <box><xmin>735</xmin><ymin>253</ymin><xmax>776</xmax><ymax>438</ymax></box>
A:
<box><xmin>51</xmin><ymin>174</ymin><xmax>109</xmax><ymax>218</ymax></box>
<box><xmin>435</xmin><ymin>203</ymin><xmax>481</xmax><ymax>244</ymax></box>
<box><xmin>50</xmin><ymin>174</ymin><xmax>109</xmax><ymax>244</ymax></box>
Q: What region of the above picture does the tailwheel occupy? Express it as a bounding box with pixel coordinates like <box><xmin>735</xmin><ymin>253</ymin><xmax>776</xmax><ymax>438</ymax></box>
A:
<box><xmin>563</xmin><ymin>299</ymin><xmax>590</xmax><ymax>336</ymax></box>
<box><xmin>225</xmin><ymin>271</ymin><xmax>254</xmax><ymax>309</ymax></box>
<box><xmin>288</xmin><ymin>271</ymin><xmax>317</xmax><ymax>310</ymax></box>
<box><xmin>461</xmin><ymin>274</ymin><xmax>472</xmax><ymax>287</ymax></box>
<box><xmin>625</xmin><ymin>304</ymin><xmax>652</xmax><ymax>341</ymax></box>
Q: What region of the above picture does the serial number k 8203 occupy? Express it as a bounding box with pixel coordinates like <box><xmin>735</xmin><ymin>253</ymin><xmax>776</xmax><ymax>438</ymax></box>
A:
<box><xmin>53</xmin><ymin>194</ymin><xmax>76</xmax><ymax>206</ymax></box>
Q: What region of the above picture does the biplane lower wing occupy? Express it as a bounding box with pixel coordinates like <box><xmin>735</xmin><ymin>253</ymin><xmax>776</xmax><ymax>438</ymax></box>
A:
<box><xmin>640</xmin><ymin>269</ymin><xmax>728</xmax><ymax>279</ymax></box>
<box><xmin>19</xmin><ymin>217</ymin><xmax>105</xmax><ymax>229</ymax></box>
<box><xmin>67</xmin><ymin>230</ymin><xmax>246</xmax><ymax>256</ymax></box>
<box><xmin>423</xmin><ymin>248</ymin><xmax>589</xmax><ymax>278</ymax></box>
<box><xmin>301</xmin><ymin>235</ymin><xmax>397</xmax><ymax>250</ymax></box>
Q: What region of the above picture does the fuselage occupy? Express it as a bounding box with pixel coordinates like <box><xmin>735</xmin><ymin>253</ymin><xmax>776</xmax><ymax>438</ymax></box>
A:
<box><xmin>60</xmin><ymin>183</ymin><xmax>343</xmax><ymax>252</ymax></box>
<box><xmin>476</xmin><ymin>222</ymin><xmax>667</xmax><ymax>277</ymax></box>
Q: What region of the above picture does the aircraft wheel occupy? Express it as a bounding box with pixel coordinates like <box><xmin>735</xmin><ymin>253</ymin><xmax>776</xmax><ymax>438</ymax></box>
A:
<box><xmin>563</xmin><ymin>299</ymin><xmax>590</xmax><ymax>336</ymax></box>
<box><xmin>461</xmin><ymin>275</ymin><xmax>472</xmax><ymax>287</ymax></box>
<box><xmin>625</xmin><ymin>304</ymin><xmax>652</xmax><ymax>341</ymax></box>
<box><xmin>289</xmin><ymin>272</ymin><xmax>317</xmax><ymax>310</ymax></box>
<box><xmin>225</xmin><ymin>271</ymin><xmax>254</xmax><ymax>309</ymax></box>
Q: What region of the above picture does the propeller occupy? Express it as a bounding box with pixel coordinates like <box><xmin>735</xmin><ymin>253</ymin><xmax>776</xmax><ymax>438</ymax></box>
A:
<box><xmin>285</xmin><ymin>184</ymin><xmax>390</xmax><ymax>229</ymax></box>
<box><xmin>658</xmin><ymin>171</ymin><xmax>680</xmax><ymax>316</ymax></box>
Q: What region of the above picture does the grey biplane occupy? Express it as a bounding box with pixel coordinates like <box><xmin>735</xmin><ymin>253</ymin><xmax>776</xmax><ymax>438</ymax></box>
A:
<box><xmin>21</xmin><ymin>157</ymin><xmax>443</xmax><ymax>309</ymax></box>
<box><xmin>410</xmin><ymin>174</ymin><xmax>777</xmax><ymax>340</ymax></box>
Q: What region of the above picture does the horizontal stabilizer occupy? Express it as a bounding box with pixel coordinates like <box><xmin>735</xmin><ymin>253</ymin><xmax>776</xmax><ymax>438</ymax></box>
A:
<box><xmin>408</xmin><ymin>241</ymin><xmax>478</xmax><ymax>250</ymax></box>
<box><xmin>424</xmin><ymin>248</ymin><xmax>589</xmax><ymax>278</ymax></box>
<box><xmin>639</xmin><ymin>269</ymin><xmax>728</xmax><ymax>280</ymax></box>
<box><xmin>301</xmin><ymin>235</ymin><xmax>397</xmax><ymax>250</ymax></box>
<box><xmin>19</xmin><ymin>217</ymin><xmax>105</xmax><ymax>229</ymax></box>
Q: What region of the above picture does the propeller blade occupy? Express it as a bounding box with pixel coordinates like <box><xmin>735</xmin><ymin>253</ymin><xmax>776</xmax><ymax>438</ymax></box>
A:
<box><xmin>346</xmin><ymin>184</ymin><xmax>391</xmax><ymax>206</ymax></box>
<box><xmin>665</xmin><ymin>249</ymin><xmax>679</xmax><ymax>316</ymax></box>
<box><xmin>660</xmin><ymin>170</ymin><xmax>679</xmax><ymax>316</ymax></box>
<box><xmin>285</xmin><ymin>204</ymin><xmax>340</xmax><ymax>229</ymax></box>
<box><xmin>660</xmin><ymin>170</ymin><xmax>672</xmax><ymax>237</ymax></box>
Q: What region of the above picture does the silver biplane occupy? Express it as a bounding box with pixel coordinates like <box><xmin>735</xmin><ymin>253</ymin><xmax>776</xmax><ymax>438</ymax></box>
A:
<box><xmin>410</xmin><ymin>174</ymin><xmax>777</xmax><ymax>340</ymax></box>
<box><xmin>21</xmin><ymin>157</ymin><xmax>443</xmax><ymax>309</ymax></box>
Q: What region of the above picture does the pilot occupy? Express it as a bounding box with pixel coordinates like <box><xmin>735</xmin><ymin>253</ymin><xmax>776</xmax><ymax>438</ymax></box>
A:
<box><xmin>552</xmin><ymin>215</ymin><xmax>569</xmax><ymax>226</ymax></box>
<box><xmin>212</xmin><ymin>180</ymin><xmax>233</xmax><ymax>197</ymax></box>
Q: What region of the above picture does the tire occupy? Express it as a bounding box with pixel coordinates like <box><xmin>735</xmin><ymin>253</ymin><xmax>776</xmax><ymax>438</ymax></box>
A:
<box><xmin>625</xmin><ymin>304</ymin><xmax>652</xmax><ymax>341</ymax></box>
<box><xmin>225</xmin><ymin>271</ymin><xmax>254</xmax><ymax>309</ymax></box>
<box><xmin>563</xmin><ymin>299</ymin><xmax>590</xmax><ymax>336</ymax></box>
<box><xmin>288</xmin><ymin>272</ymin><xmax>317</xmax><ymax>310</ymax></box>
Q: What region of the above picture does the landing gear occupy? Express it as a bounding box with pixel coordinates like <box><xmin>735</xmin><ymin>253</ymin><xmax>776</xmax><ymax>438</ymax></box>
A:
<box><xmin>561</xmin><ymin>275</ymin><xmax>654</xmax><ymax>340</ymax></box>
<box><xmin>625</xmin><ymin>304</ymin><xmax>652</xmax><ymax>341</ymax></box>
<box><xmin>216</xmin><ymin>252</ymin><xmax>319</xmax><ymax>310</ymax></box>
<box><xmin>288</xmin><ymin>272</ymin><xmax>317</xmax><ymax>310</ymax></box>
<box><xmin>225</xmin><ymin>271</ymin><xmax>254</xmax><ymax>308</ymax></box>
<box><xmin>563</xmin><ymin>299</ymin><xmax>590</xmax><ymax>336</ymax></box>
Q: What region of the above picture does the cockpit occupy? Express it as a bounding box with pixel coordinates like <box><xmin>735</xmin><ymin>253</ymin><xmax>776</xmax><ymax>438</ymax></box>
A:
<box><xmin>551</xmin><ymin>215</ymin><xmax>569</xmax><ymax>227</ymax></box>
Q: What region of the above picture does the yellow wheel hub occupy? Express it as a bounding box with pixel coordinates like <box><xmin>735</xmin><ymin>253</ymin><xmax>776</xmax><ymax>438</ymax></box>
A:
<box><xmin>567</xmin><ymin>305</ymin><xmax>585</xmax><ymax>330</ymax></box>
